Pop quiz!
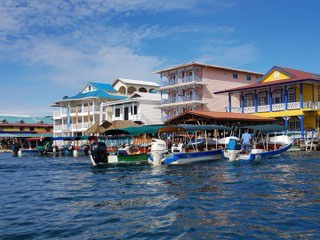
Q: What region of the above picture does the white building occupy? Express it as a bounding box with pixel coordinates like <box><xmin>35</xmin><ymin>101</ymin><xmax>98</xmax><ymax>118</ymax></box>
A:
<box><xmin>112</xmin><ymin>78</ymin><xmax>160</xmax><ymax>95</ymax></box>
<box><xmin>103</xmin><ymin>92</ymin><xmax>162</xmax><ymax>125</ymax></box>
<box><xmin>52</xmin><ymin>82</ymin><xmax>126</xmax><ymax>137</ymax></box>
<box><xmin>52</xmin><ymin>79</ymin><xmax>162</xmax><ymax>137</ymax></box>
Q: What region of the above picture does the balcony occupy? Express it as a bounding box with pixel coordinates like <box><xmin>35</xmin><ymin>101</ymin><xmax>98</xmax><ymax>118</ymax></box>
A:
<box><xmin>160</xmin><ymin>76</ymin><xmax>202</xmax><ymax>89</ymax></box>
<box><xmin>228</xmin><ymin>101</ymin><xmax>320</xmax><ymax>113</ymax></box>
<box><xmin>161</xmin><ymin>95</ymin><xmax>205</xmax><ymax>107</ymax></box>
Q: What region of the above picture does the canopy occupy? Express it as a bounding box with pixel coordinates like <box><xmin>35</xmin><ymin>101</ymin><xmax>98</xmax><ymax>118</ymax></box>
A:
<box><xmin>104</xmin><ymin>125</ymin><xmax>164</xmax><ymax>137</ymax></box>
<box><xmin>158</xmin><ymin>124</ymin><xmax>232</xmax><ymax>133</ymax></box>
<box><xmin>240</xmin><ymin>124</ymin><xmax>287</xmax><ymax>133</ymax></box>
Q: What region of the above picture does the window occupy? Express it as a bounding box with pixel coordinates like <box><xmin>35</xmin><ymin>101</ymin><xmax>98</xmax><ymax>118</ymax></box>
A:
<box><xmin>30</xmin><ymin>127</ymin><xmax>34</xmax><ymax>131</ymax></box>
<box><xmin>20</xmin><ymin>127</ymin><xmax>24</xmax><ymax>131</ymax></box>
<box><xmin>246</xmin><ymin>74</ymin><xmax>251</xmax><ymax>81</ymax></box>
<box><xmin>134</xmin><ymin>106</ymin><xmax>138</xmax><ymax>115</ymax></box>
<box><xmin>272</xmin><ymin>90</ymin><xmax>282</xmax><ymax>104</ymax></box>
<box><xmin>233</xmin><ymin>73</ymin><xmax>238</xmax><ymax>79</ymax></box>
<box><xmin>288</xmin><ymin>88</ymin><xmax>296</xmax><ymax>102</ymax></box>
<box><xmin>244</xmin><ymin>94</ymin><xmax>254</xmax><ymax>107</ymax></box>
<box><xmin>289</xmin><ymin>117</ymin><xmax>301</xmax><ymax>131</ymax></box>
<box><xmin>115</xmin><ymin>108</ymin><xmax>120</xmax><ymax>117</ymax></box>
<box><xmin>258</xmin><ymin>92</ymin><xmax>268</xmax><ymax>106</ymax></box>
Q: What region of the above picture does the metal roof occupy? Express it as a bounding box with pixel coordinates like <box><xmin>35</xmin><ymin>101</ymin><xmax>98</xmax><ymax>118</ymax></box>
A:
<box><xmin>0</xmin><ymin>115</ymin><xmax>53</xmax><ymax>124</ymax></box>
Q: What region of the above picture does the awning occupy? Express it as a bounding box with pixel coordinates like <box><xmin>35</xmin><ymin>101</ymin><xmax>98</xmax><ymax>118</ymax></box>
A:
<box><xmin>104</xmin><ymin>125</ymin><xmax>164</xmax><ymax>136</ymax></box>
<box><xmin>159</xmin><ymin>125</ymin><xmax>232</xmax><ymax>133</ymax></box>
<box><xmin>240</xmin><ymin>124</ymin><xmax>287</xmax><ymax>133</ymax></box>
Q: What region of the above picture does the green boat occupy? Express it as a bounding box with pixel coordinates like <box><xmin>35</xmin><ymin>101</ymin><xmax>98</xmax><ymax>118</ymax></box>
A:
<box><xmin>108</xmin><ymin>153</ymin><xmax>149</xmax><ymax>163</ymax></box>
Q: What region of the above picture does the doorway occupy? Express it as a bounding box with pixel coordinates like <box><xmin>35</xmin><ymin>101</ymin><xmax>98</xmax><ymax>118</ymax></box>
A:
<box><xmin>124</xmin><ymin>107</ymin><xmax>129</xmax><ymax>120</ymax></box>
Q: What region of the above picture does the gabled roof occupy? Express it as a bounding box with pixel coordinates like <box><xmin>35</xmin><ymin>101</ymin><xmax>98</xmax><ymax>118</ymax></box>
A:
<box><xmin>113</xmin><ymin>78</ymin><xmax>160</xmax><ymax>87</ymax></box>
<box><xmin>57</xmin><ymin>82</ymin><xmax>126</xmax><ymax>102</ymax></box>
<box><xmin>154</xmin><ymin>61</ymin><xmax>263</xmax><ymax>75</ymax></box>
<box><xmin>215</xmin><ymin>66</ymin><xmax>320</xmax><ymax>94</ymax></box>
<box><xmin>68</xmin><ymin>90</ymin><xmax>127</xmax><ymax>101</ymax></box>
<box><xmin>88</xmin><ymin>82</ymin><xmax>117</xmax><ymax>92</ymax></box>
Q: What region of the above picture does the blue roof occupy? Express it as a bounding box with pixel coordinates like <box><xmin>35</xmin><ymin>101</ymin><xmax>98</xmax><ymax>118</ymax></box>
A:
<box><xmin>0</xmin><ymin>116</ymin><xmax>53</xmax><ymax>124</ymax></box>
<box><xmin>88</xmin><ymin>82</ymin><xmax>116</xmax><ymax>92</ymax></box>
<box><xmin>68</xmin><ymin>91</ymin><xmax>127</xmax><ymax>100</ymax></box>
<box><xmin>65</xmin><ymin>82</ymin><xmax>127</xmax><ymax>101</ymax></box>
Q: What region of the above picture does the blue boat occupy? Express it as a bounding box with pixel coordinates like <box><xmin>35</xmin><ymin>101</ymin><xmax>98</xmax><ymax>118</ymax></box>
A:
<box><xmin>148</xmin><ymin>125</ymin><xmax>230</xmax><ymax>165</ymax></box>
<box><xmin>223</xmin><ymin>124</ymin><xmax>292</xmax><ymax>161</ymax></box>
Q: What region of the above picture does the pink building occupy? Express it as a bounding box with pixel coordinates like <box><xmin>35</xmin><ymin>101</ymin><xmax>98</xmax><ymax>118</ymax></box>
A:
<box><xmin>155</xmin><ymin>62</ymin><xmax>263</xmax><ymax>121</ymax></box>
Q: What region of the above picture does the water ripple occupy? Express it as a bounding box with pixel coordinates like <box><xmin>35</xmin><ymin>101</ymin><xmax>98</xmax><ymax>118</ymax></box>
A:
<box><xmin>0</xmin><ymin>152</ymin><xmax>319</xmax><ymax>239</ymax></box>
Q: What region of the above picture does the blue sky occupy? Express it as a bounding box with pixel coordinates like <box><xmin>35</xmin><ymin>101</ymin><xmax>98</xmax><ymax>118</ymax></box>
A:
<box><xmin>1</xmin><ymin>0</ymin><xmax>320</xmax><ymax>116</ymax></box>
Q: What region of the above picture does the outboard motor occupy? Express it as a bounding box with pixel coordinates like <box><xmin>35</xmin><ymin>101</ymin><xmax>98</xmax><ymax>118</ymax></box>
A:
<box><xmin>83</xmin><ymin>145</ymin><xmax>90</xmax><ymax>156</ymax></box>
<box><xmin>149</xmin><ymin>139</ymin><xmax>167</xmax><ymax>166</ymax></box>
<box><xmin>12</xmin><ymin>144</ymin><xmax>20</xmax><ymax>157</ymax></box>
<box><xmin>90</xmin><ymin>142</ymin><xmax>108</xmax><ymax>165</ymax></box>
<box><xmin>67</xmin><ymin>145</ymin><xmax>74</xmax><ymax>157</ymax></box>
<box><xmin>171</xmin><ymin>143</ymin><xmax>184</xmax><ymax>153</ymax></box>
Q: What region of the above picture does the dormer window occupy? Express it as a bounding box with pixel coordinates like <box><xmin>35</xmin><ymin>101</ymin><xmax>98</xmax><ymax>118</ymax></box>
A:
<box><xmin>88</xmin><ymin>85</ymin><xmax>92</xmax><ymax>91</ymax></box>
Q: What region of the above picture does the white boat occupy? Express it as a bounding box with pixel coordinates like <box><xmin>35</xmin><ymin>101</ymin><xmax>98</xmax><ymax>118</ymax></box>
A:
<box><xmin>148</xmin><ymin>125</ymin><xmax>230</xmax><ymax>165</ymax></box>
<box><xmin>224</xmin><ymin>124</ymin><xmax>292</xmax><ymax>161</ymax></box>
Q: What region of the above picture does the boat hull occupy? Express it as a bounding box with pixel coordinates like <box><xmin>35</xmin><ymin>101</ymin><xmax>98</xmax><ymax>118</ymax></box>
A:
<box><xmin>224</xmin><ymin>143</ymin><xmax>292</xmax><ymax>161</ymax></box>
<box><xmin>149</xmin><ymin>149</ymin><xmax>223</xmax><ymax>165</ymax></box>
<box><xmin>90</xmin><ymin>153</ymin><xmax>149</xmax><ymax>166</ymax></box>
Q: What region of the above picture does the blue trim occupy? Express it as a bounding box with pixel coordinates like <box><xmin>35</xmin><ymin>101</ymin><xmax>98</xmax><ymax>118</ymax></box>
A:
<box><xmin>284</xmin><ymin>86</ymin><xmax>288</xmax><ymax>110</ymax></box>
<box><xmin>254</xmin><ymin>90</ymin><xmax>258</xmax><ymax>113</ymax></box>
<box><xmin>164</xmin><ymin>149</ymin><xmax>222</xmax><ymax>165</ymax></box>
<box><xmin>250</xmin><ymin>143</ymin><xmax>292</xmax><ymax>161</ymax></box>
<box><xmin>228</xmin><ymin>93</ymin><xmax>232</xmax><ymax>112</ymax></box>
<box><xmin>269</xmin><ymin>88</ymin><xmax>272</xmax><ymax>111</ymax></box>
<box><xmin>300</xmin><ymin>115</ymin><xmax>305</xmax><ymax>136</ymax></box>
<box><xmin>300</xmin><ymin>83</ymin><xmax>303</xmax><ymax>108</ymax></box>
<box><xmin>285</xmin><ymin>117</ymin><xmax>289</xmax><ymax>128</ymax></box>
<box><xmin>241</xmin><ymin>93</ymin><xmax>244</xmax><ymax>113</ymax></box>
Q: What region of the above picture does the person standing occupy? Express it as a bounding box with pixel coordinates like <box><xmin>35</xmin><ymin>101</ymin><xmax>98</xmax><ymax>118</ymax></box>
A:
<box><xmin>241</xmin><ymin>131</ymin><xmax>252</xmax><ymax>154</ymax></box>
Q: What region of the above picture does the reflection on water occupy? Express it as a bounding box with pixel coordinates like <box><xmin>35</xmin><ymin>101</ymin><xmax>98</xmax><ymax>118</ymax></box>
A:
<box><xmin>0</xmin><ymin>152</ymin><xmax>320</xmax><ymax>239</ymax></box>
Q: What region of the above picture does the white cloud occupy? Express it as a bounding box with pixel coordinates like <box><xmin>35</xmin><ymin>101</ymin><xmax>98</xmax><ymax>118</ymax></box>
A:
<box><xmin>197</xmin><ymin>44</ymin><xmax>258</xmax><ymax>67</ymax></box>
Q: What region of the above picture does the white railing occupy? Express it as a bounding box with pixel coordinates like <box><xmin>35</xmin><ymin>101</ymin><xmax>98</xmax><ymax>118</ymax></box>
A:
<box><xmin>226</xmin><ymin>107</ymin><xmax>242</xmax><ymax>113</ymax></box>
<box><xmin>257</xmin><ymin>105</ymin><xmax>270</xmax><ymax>112</ymax></box>
<box><xmin>244</xmin><ymin>106</ymin><xmax>255</xmax><ymax>113</ymax></box>
<box><xmin>272</xmin><ymin>103</ymin><xmax>285</xmax><ymax>111</ymax></box>
<box><xmin>288</xmin><ymin>102</ymin><xmax>300</xmax><ymax>110</ymax></box>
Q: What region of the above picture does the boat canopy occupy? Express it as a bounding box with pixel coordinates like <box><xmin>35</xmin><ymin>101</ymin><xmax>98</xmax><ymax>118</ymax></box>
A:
<box><xmin>240</xmin><ymin>124</ymin><xmax>287</xmax><ymax>133</ymax></box>
<box><xmin>104</xmin><ymin>125</ymin><xmax>164</xmax><ymax>137</ymax></box>
<box><xmin>159</xmin><ymin>124</ymin><xmax>232</xmax><ymax>133</ymax></box>
<box><xmin>51</xmin><ymin>136</ymin><xmax>97</xmax><ymax>141</ymax></box>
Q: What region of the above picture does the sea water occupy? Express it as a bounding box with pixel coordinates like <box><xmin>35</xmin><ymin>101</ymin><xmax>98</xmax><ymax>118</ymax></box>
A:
<box><xmin>0</xmin><ymin>152</ymin><xmax>319</xmax><ymax>239</ymax></box>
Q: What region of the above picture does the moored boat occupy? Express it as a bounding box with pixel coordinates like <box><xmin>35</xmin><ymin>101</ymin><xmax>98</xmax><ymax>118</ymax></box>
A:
<box><xmin>148</xmin><ymin>125</ymin><xmax>231</xmax><ymax>165</ymax></box>
<box><xmin>223</xmin><ymin>124</ymin><xmax>292</xmax><ymax>161</ymax></box>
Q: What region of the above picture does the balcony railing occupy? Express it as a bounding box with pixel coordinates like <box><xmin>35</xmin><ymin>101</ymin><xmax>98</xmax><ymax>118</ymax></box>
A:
<box><xmin>161</xmin><ymin>76</ymin><xmax>201</xmax><ymax>87</ymax></box>
<box><xmin>228</xmin><ymin>101</ymin><xmax>320</xmax><ymax>113</ymax></box>
<box><xmin>161</xmin><ymin>95</ymin><xmax>203</xmax><ymax>105</ymax></box>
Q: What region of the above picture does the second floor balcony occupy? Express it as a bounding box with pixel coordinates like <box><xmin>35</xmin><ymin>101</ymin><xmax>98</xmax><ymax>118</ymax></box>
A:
<box><xmin>228</xmin><ymin>101</ymin><xmax>320</xmax><ymax>114</ymax></box>
<box><xmin>53</xmin><ymin>106</ymin><xmax>101</xmax><ymax>119</ymax></box>
<box><xmin>161</xmin><ymin>94</ymin><xmax>206</xmax><ymax>106</ymax></box>
<box><xmin>160</xmin><ymin>76</ymin><xmax>203</xmax><ymax>89</ymax></box>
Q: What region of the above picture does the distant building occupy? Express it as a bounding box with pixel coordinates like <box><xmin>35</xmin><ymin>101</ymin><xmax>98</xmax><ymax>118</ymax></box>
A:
<box><xmin>103</xmin><ymin>92</ymin><xmax>162</xmax><ymax>124</ymax></box>
<box><xmin>0</xmin><ymin>115</ymin><xmax>53</xmax><ymax>134</ymax></box>
<box><xmin>155</xmin><ymin>62</ymin><xmax>263</xmax><ymax>121</ymax></box>
<box><xmin>215</xmin><ymin>66</ymin><xmax>320</xmax><ymax>134</ymax></box>
<box><xmin>112</xmin><ymin>78</ymin><xmax>160</xmax><ymax>95</ymax></box>
<box><xmin>52</xmin><ymin>79</ymin><xmax>162</xmax><ymax>137</ymax></box>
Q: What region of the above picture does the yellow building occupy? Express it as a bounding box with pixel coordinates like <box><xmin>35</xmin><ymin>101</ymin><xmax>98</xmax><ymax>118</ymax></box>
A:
<box><xmin>0</xmin><ymin>115</ymin><xmax>53</xmax><ymax>134</ymax></box>
<box><xmin>215</xmin><ymin>66</ymin><xmax>320</xmax><ymax>133</ymax></box>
